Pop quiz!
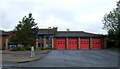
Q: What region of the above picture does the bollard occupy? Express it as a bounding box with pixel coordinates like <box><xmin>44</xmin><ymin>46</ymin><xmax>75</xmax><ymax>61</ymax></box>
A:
<box><xmin>31</xmin><ymin>46</ymin><xmax>35</xmax><ymax>57</ymax></box>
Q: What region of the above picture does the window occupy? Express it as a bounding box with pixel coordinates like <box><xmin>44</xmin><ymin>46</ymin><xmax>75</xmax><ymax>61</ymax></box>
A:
<box><xmin>72</xmin><ymin>42</ymin><xmax>74</xmax><ymax>44</ymax></box>
<box><xmin>46</xmin><ymin>35</ymin><xmax>52</xmax><ymax>40</ymax></box>
<box><xmin>46</xmin><ymin>43</ymin><xmax>52</xmax><ymax>47</ymax></box>
<box><xmin>39</xmin><ymin>36</ymin><xmax>43</xmax><ymax>40</ymax></box>
<box><xmin>81</xmin><ymin>41</ymin><xmax>83</xmax><ymax>44</ymax></box>
<box><xmin>38</xmin><ymin>43</ymin><xmax>43</xmax><ymax>47</ymax></box>
<box><xmin>69</xmin><ymin>41</ymin><xmax>71</xmax><ymax>44</ymax></box>
<box><xmin>60</xmin><ymin>41</ymin><xmax>62</xmax><ymax>44</ymax></box>
<box><xmin>75</xmin><ymin>41</ymin><xmax>77</xmax><ymax>44</ymax></box>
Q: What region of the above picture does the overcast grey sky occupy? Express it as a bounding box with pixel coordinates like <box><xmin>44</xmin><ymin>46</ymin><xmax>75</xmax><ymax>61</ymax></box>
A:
<box><xmin>0</xmin><ymin>0</ymin><xmax>118</xmax><ymax>34</ymax></box>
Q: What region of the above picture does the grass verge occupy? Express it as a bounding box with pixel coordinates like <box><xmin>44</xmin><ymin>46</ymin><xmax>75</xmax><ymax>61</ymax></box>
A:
<box><xmin>107</xmin><ymin>47</ymin><xmax>120</xmax><ymax>51</ymax></box>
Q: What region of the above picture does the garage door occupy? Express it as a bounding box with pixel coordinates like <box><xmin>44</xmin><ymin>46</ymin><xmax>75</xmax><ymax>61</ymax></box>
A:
<box><xmin>80</xmin><ymin>39</ymin><xmax>90</xmax><ymax>49</ymax></box>
<box><xmin>56</xmin><ymin>39</ymin><xmax>66</xmax><ymax>49</ymax></box>
<box><xmin>92</xmin><ymin>39</ymin><xmax>103</xmax><ymax>49</ymax></box>
<box><xmin>68</xmin><ymin>39</ymin><xmax>78</xmax><ymax>49</ymax></box>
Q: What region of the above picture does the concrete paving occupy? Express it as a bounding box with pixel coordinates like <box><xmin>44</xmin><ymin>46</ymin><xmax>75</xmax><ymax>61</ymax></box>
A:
<box><xmin>1</xmin><ymin>50</ymin><xmax>50</xmax><ymax>67</ymax></box>
<box><xmin>1</xmin><ymin>55</ymin><xmax>43</xmax><ymax>67</ymax></box>
<box><xmin>15</xmin><ymin>50</ymin><xmax>119</xmax><ymax>67</ymax></box>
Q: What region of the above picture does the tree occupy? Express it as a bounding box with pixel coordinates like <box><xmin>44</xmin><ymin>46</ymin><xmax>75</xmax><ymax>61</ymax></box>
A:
<box><xmin>103</xmin><ymin>1</ymin><xmax>120</xmax><ymax>48</ymax></box>
<box><xmin>0</xmin><ymin>30</ymin><xmax>4</xmax><ymax>32</ymax></box>
<box><xmin>11</xmin><ymin>13</ymin><xmax>38</xmax><ymax>47</ymax></box>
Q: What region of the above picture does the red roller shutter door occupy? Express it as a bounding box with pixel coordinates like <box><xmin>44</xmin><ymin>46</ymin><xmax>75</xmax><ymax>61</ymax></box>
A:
<box><xmin>68</xmin><ymin>39</ymin><xmax>78</xmax><ymax>49</ymax></box>
<box><xmin>80</xmin><ymin>39</ymin><xmax>90</xmax><ymax>49</ymax></box>
<box><xmin>92</xmin><ymin>39</ymin><xmax>103</xmax><ymax>49</ymax></box>
<box><xmin>56</xmin><ymin>39</ymin><xmax>66</xmax><ymax>49</ymax></box>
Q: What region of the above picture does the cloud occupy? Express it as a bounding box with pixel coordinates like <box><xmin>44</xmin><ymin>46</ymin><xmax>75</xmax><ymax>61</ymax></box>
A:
<box><xmin>0</xmin><ymin>0</ymin><xmax>118</xmax><ymax>34</ymax></box>
<box><xmin>37</xmin><ymin>15</ymin><xmax>70</xmax><ymax>30</ymax></box>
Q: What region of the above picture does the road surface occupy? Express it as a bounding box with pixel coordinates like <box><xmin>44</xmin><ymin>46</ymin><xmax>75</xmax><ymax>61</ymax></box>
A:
<box><xmin>15</xmin><ymin>50</ymin><xmax>119</xmax><ymax>67</ymax></box>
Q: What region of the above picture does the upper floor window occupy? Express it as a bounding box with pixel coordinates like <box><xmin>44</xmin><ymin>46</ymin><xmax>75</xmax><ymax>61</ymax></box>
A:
<box><xmin>39</xmin><ymin>36</ymin><xmax>43</xmax><ymax>40</ymax></box>
<box><xmin>46</xmin><ymin>35</ymin><xmax>52</xmax><ymax>40</ymax></box>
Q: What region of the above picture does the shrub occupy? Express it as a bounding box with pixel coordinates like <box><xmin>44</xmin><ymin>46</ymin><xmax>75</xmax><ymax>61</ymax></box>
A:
<box><xmin>25</xmin><ymin>47</ymin><xmax>31</xmax><ymax>50</ymax></box>
<box><xmin>18</xmin><ymin>47</ymin><xmax>26</xmax><ymax>51</ymax></box>
<box><xmin>10</xmin><ymin>49</ymin><xmax>18</xmax><ymax>51</ymax></box>
<box><xmin>10</xmin><ymin>47</ymin><xmax>26</xmax><ymax>51</ymax></box>
<box><xmin>0</xmin><ymin>47</ymin><xmax>5</xmax><ymax>50</ymax></box>
<box><xmin>44</xmin><ymin>47</ymin><xmax>52</xmax><ymax>50</ymax></box>
<box><xmin>107</xmin><ymin>47</ymin><xmax>120</xmax><ymax>51</ymax></box>
<box><xmin>36</xmin><ymin>47</ymin><xmax>44</xmax><ymax>50</ymax></box>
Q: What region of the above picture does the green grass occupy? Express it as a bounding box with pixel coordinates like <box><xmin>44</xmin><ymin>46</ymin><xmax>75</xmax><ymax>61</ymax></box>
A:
<box><xmin>107</xmin><ymin>47</ymin><xmax>120</xmax><ymax>51</ymax></box>
<box><xmin>35</xmin><ymin>47</ymin><xmax>52</xmax><ymax>50</ymax></box>
<box><xmin>10</xmin><ymin>47</ymin><xmax>31</xmax><ymax>51</ymax></box>
<box><xmin>35</xmin><ymin>47</ymin><xmax>44</xmax><ymax>50</ymax></box>
<box><xmin>44</xmin><ymin>47</ymin><xmax>52</xmax><ymax>50</ymax></box>
<box><xmin>10</xmin><ymin>47</ymin><xmax>53</xmax><ymax>51</ymax></box>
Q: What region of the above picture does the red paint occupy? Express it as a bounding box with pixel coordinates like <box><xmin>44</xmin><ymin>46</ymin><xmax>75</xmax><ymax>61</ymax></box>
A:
<box><xmin>68</xmin><ymin>39</ymin><xmax>78</xmax><ymax>49</ymax></box>
<box><xmin>92</xmin><ymin>39</ymin><xmax>103</xmax><ymax>49</ymax></box>
<box><xmin>80</xmin><ymin>39</ymin><xmax>90</xmax><ymax>49</ymax></box>
<box><xmin>56</xmin><ymin>39</ymin><xmax>66</xmax><ymax>49</ymax></box>
<box><xmin>38</xmin><ymin>40</ymin><xmax>44</xmax><ymax>43</ymax></box>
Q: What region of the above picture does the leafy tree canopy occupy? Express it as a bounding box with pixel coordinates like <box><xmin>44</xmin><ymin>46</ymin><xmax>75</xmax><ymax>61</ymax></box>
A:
<box><xmin>11</xmin><ymin>13</ymin><xmax>39</xmax><ymax>46</ymax></box>
<box><xmin>0</xmin><ymin>30</ymin><xmax>4</xmax><ymax>32</ymax></box>
<box><xmin>103</xmin><ymin>1</ymin><xmax>120</xmax><ymax>48</ymax></box>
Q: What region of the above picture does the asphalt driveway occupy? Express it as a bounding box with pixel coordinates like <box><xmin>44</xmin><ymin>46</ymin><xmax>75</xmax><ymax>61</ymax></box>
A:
<box><xmin>16</xmin><ymin>50</ymin><xmax>119</xmax><ymax>67</ymax></box>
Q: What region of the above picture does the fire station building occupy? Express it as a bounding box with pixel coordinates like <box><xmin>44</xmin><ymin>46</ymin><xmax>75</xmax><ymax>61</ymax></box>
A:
<box><xmin>1</xmin><ymin>27</ymin><xmax>107</xmax><ymax>50</ymax></box>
